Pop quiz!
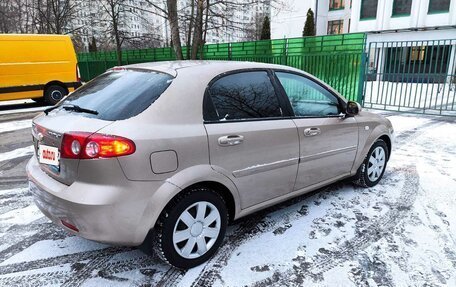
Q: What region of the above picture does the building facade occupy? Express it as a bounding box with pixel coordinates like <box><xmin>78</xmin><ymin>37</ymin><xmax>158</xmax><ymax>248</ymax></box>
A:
<box><xmin>349</xmin><ymin>0</ymin><xmax>456</xmax><ymax>84</ymax></box>
<box><xmin>171</xmin><ymin>0</ymin><xmax>271</xmax><ymax>45</ymax></box>
<box><xmin>272</xmin><ymin>0</ymin><xmax>455</xmax><ymax>36</ymax></box>
<box><xmin>67</xmin><ymin>0</ymin><xmax>164</xmax><ymax>51</ymax></box>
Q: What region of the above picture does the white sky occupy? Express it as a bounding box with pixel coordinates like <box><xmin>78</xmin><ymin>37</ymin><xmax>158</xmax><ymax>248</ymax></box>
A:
<box><xmin>271</xmin><ymin>0</ymin><xmax>315</xmax><ymax>39</ymax></box>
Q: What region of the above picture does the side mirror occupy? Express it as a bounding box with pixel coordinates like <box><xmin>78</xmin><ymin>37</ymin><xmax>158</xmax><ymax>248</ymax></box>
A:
<box><xmin>346</xmin><ymin>101</ymin><xmax>361</xmax><ymax>116</ymax></box>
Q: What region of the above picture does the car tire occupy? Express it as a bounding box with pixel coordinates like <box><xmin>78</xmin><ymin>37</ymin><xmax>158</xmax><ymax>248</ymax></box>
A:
<box><xmin>353</xmin><ymin>139</ymin><xmax>389</xmax><ymax>188</ymax></box>
<box><xmin>149</xmin><ymin>187</ymin><xmax>228</xmax><ymax>269</ymax></box>
<box><xmin>44</xmin><ymin>85</ymin><xmax>67</xmax><ymax>105</ymax></box>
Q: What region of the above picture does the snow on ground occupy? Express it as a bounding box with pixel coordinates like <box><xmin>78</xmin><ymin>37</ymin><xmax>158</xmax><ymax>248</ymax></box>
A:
<box><xmin>1</xmin><ymin>237</ymin><xmax>109</xmax><ymax>266</ymax></box>
<box><xmin>0</xmin><ymin>111</ymin><xmax>455</xmax><ymax>286</ymax></box>
<box><xmin>0</xmin><ymin>119</ymin><xmax>32</xmax><ymax>134</ymax></box>
<box><xmin>0</xmin><ymin>146</ymin><xmax>34</xmax><ymax>163</ymax></box>
<box><xmin>0</xmin><ymin>204</ymin><xmax>42</xmax><ymax>226</ymax></box>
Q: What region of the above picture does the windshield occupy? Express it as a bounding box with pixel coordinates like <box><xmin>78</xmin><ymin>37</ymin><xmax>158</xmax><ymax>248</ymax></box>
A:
<box><xmin>61</xmin><ymin>69</ymin><xmax>174</xmax><ymax>121</ymax></box>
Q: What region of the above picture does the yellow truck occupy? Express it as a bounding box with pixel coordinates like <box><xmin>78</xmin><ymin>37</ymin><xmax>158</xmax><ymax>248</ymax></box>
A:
<box><xmin>0</xmin><ymin>34</ymin><xmax>81</xmax><ymax>105</ymax></box>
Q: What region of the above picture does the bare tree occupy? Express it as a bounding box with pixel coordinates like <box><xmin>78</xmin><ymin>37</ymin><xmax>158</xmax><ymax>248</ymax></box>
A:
<box><xmin>0</xmin><ymin>0</ymin><xmax>32</xmax><ymax>33</ymax></box>
<box><xmin>190</xmin><ymin>0</ymin><xmax>204</xmax><ymax>59</ymax></box>
<box><xmin>32</xmin><ymin>0</ymin><xmax>79</xmax><ymax>34</ymax></box>
<box><xmin>167</xmin><ymin>0</ymin><xmax>184</xmax><ymax>59</ymax></box>
<box><xmin>97</xmin><ymin>0</ymin><xmax>129</xmax><ymax>64</ymax></box>
<box><xmin>168</xmin><ymin>0</ymin><xmax>287</xmax><ymax>59</ymax></box>
<box><xmin>0</xmin><ymin>1</ymin><xmax>16</xmax><ymax>33</ymax></box>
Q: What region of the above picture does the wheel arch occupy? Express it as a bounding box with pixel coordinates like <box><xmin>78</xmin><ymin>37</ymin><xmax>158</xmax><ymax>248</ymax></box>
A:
<box><xmin>138</xmin><ymin>165</ymin><xmax>241</xmax><ymax>245</ymax></box>
<box><xmin>351</xmin><ymin>123</ymin><xmax>391</xmax><ymax>175</ymax></box>
<box><xmin>183</xmin><ymin>181</ymin><xmax>236</xmax><ymax>222</ymax></box>
<box><xmin>43</xmin><ymin>81</ymin><xmax>69</xmax><ymax>96</ymax></box>
<box><xmin>378</xmin><ymin>134</ymin><xmax>392</xmax><ymax>160</ymax></box>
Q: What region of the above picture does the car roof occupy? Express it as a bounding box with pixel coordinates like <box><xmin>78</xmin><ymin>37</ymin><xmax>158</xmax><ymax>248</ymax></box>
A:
<box><xmin>123</xmin><ymin>60</ymin><xmax>303</xmax><ymax>77</ymax></box>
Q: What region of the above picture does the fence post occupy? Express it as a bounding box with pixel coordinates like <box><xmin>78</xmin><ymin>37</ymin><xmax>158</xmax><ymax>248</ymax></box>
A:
<box><xmin>85</xmin><ymin>60</ymin><xmax>90</xmax><ymax>82</ymax></box>
<box><xmin>228</xmin><ymin>43</ymin><xmax>232</xmax><ymax>60</ymax></box>
<box><xmin>282</xmin><ymin>38</ymin><xmax>288</xmax><ymax>66</ymax></box>
<box><xmin>103</xmin><ymin>52</ymin><xmax>107</xmax><ymax>71</ymax></box>
<box><xmin>357</xmin><ymin>36</ymin><xmax>368</xmax><ymax>104</ymax></box>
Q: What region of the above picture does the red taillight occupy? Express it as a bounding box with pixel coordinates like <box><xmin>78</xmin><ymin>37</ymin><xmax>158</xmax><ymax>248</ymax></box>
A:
<box><xmin>61</xmin><ymin>132</ymin><xmax>135</xmax><ymax>159</ymax></box>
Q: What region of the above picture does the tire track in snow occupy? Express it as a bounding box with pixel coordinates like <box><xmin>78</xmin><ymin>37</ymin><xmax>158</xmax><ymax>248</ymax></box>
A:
<box><xmin>0</xmin><ymin>246</ymin><xmax>126</xmax><ymax>276</ymax></box>
<box><xmin>60</xmin><ymin>247</ymin><xmax>136</xmax><ymax>287</ymax></box>
<box><xmin>251</xmin><ymin>165</ymin><xmax>420</xmax><ymax>286</ymax></box>
<box><xmin>188</xmin><ymin>185</ymin><xmax>337</xmax><ymax>287</ymax></box>
<box><xmin>0</xmin><ymin>146</ymin><xmax>34</xmax><ymax>163</ymax></box>
<box><xmin>0</xmin><ymin>269</ymin><xmax>71</xmax><ymax>287</ymax></box>
<box><xmin>0</xmin><ymin>223</ymin><xmax>66</xmax><ymax>264</ymax></box>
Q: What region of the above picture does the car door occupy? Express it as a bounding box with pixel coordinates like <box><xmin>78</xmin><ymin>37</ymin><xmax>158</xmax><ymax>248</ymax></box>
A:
<box><xmin>204</xmin><ymin>70</ymin><xmax>300</xmax><ymax>209</ymax></box>
<box><xmin>274</xmin><ymin>71</ymin><xmax>359</xmax><ymax>191</ymax></box>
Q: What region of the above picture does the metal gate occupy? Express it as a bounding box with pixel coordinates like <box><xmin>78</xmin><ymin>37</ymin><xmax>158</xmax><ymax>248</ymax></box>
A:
<box><xmin>363</xmin><ymin>39</ymin><xmax>456</xmax><ymax>116</ymax></box>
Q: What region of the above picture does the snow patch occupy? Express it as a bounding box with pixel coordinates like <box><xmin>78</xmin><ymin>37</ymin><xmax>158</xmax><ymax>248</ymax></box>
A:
<box><xmin>0</xmin><ymin>262</ymin><xmax>72</xmax><ymax>279</ymax></box>
<box><xmin>0</xmin><ymin>145</ymin><xmax>34</xmax><ymax>162</ymax></box>
<box><xmin>0</xmin><ymin>187</ymin><xmax>28</xmax><ymax>196</ymax></box>
<box><xmin>0</xmin><ymin>204</ymin><xmax>42</xmax><ymax>225</ymax></box>
<box><xmin>1</xmin><ymin>236</ymin><xmax>109</xmax><ymax>266</ymax></box>
<box><xmin>0</xmin><ymin>119</ymin><xmax>32</xmax><ymax>134</ymax></box>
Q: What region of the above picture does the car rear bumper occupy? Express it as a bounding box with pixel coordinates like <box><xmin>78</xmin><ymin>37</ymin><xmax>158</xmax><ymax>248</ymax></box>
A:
<box><xmin>26</xmin><ymin>155</ymin><xmax>171</xmax><ymax>246</ymax></box>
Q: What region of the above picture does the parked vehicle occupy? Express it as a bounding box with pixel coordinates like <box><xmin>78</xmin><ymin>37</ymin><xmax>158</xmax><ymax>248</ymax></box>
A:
<box><xmin>0</xmin><ymin>34</ymin><xmax>81</xmax><ymax>105</ymax></box>
<box><xmin>27</xmin><ymin>61</ymin><xmax>394</xmax><ymax>269</ymax></box>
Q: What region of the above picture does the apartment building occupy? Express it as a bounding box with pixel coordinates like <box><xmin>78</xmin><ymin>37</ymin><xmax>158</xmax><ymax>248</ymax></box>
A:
<box><xmin>170</xmin><ymin>0</ymin><xmax>271</xmax><ymax>45</ymax></box>
<box><xmin>67</xmin><ymin>0</ymin><xmax>164</xmax><ymax>51</ymax></box>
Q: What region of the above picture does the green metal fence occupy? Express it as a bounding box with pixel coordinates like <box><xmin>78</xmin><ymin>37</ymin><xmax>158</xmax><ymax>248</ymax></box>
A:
<box><xmin>77</xmin><ymin>33</ymin><xmax>366</xmax><ymax>102</ymax></box>
<box><xmin>363</xmin><ymin>39</ymin><xmax>456</xmax><ymax>116</ymax></box>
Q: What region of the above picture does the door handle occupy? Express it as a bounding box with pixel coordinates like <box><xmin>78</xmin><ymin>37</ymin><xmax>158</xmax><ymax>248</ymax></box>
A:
<box><xmin>218</xmin><ymin>135</ymin><xmax>244</xmax><ymax>146</ymax></box>
<box><xmin>304</xmin><ymin>127</ymin><xmax>321</xmax><ymax>137</ymax></box>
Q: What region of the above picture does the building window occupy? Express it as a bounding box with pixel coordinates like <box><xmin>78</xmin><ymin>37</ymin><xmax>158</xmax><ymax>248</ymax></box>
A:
<box><xmin>410</xmin><ymin>46</ymin><xmax>425</xmax><ymax>61</ymax></box>
<box><xmin>327</xmin><ymin>20</ymin><xmax>344</xmax><ymax>35</ymax></box>
<box><xmin>329</xmin><ymin>0</ymin><xmax>345</xmax><ymax>10</ymax></box>
<box><xmin>360</xmin><ymin>0</ymin><xmax>378</xmax><ymax>20</ymax></box>
<box><xmin>392</xmin><ymin>0</ymin><xmax>412</xmax><ymax>16</ymax></box>
<box><xmin>428</xmin><ymin>0</ymin><xmax>450</xmax><ymax>13</ymax></box>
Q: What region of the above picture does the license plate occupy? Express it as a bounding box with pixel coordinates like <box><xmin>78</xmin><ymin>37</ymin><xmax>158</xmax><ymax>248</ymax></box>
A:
<box><xmin>38</xmin><ymin>144</ymin><xmax>60</xmax><ymax>166</ymax></box>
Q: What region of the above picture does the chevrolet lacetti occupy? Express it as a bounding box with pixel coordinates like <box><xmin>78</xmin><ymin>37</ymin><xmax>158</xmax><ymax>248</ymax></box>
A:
<box><xmin>27</xmin><ymin>61</ymin><xmax>394</xmax><ymax>268</ymax></box>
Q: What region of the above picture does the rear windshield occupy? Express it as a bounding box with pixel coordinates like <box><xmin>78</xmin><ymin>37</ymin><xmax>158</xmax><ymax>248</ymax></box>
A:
<box><xmin>61</xmin><ymin>69</ymin><xmax>173</xmax><ymax>120</ymax></box>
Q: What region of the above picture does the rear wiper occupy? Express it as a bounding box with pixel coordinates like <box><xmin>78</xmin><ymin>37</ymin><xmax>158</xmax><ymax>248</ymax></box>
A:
<box><xmin>62</xmin><ymin>104</ymin><xmax>98</xmax><ymax>115</ymax></box>
<box><xmin>44</xmin><ymin>104</ymin><xmax>98</xmax><ymax>115</ymax></box>
<box><xmin>43</xmin><ymin>105</ymin><xmax>59</xmax><ymax>115</ymax></box>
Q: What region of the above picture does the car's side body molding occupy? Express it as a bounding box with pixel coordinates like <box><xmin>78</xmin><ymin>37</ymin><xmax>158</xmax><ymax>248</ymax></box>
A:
<box><xmin>300</xmin><ymin>145</ymin><xmax>357</xmax><ymax>163</ymax></box>
<box><xmin>232</xmin><ymin>157</ymin><xmax>299</xmax><ymax>178</ymax></box>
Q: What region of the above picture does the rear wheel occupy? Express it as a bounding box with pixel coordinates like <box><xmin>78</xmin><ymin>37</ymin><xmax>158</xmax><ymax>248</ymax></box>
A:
<box><xmin>353</xmin><ymin>139</ymin><xmax>388</xmax><ymax>187</ymax></box>
<box><xmin>146</xmin><ymin>187</ymin><xmax>228</xmax><ymax>269</ymax></box>
<box><xmin>44</xmin><ymin>85</ymin><xmax>67</xmax><ymax>105</ymax></box>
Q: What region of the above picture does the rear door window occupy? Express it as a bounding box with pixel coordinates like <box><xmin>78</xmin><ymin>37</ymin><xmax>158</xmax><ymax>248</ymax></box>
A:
<box><xmin>61</xmin><ymin>69</ymin><xmax>173</xmax><ymax>121</ymax></box>
<box><xmin>206</xmin><ymin>71</ymin><xmax>283</xmax><ymax>121</ymax></box>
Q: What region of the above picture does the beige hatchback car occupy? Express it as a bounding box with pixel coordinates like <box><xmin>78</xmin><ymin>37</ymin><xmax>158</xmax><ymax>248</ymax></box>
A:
<box><xmin>27</xmin><ymin>61</ymin><xmax>394</xmax><ymax>268</ymax></box>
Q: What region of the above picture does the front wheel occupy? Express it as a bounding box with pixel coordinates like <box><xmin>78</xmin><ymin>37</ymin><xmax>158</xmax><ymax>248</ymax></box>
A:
<box><xmin>148</xmin><ymin>187</ymin><xmax>228</xmax><ymax>269</ymax></box>
<box><xmin>353</xmin><ymin>139</ymin><xmax>389</xmax><ymax>187</ymax></box>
